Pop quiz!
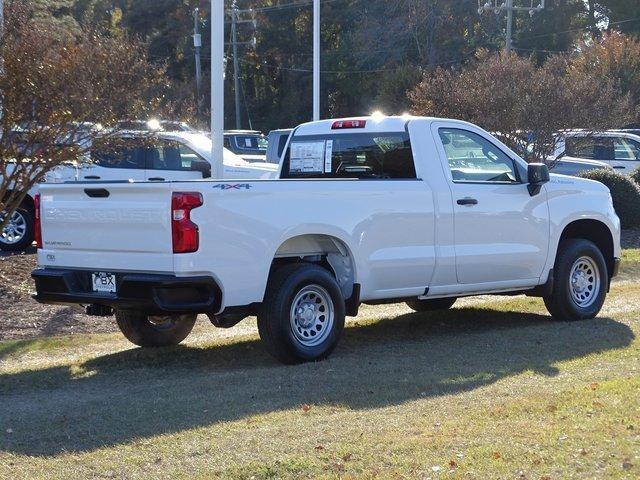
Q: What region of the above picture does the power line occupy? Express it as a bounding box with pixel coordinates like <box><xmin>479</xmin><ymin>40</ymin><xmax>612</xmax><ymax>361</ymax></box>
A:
<box><xmin>237</xmin><ymin>0</ymin><xmax>348</xmax><ymax>15</ymax></box>
<box><xmin>199</xmin><ymin>53</ymin><xmax>478</xmax><ymax>75</ymax></box>
<box><xmin>517</xmin><ymin>16</ymin><xmax>640</xmax><ymax>42</ymax></box>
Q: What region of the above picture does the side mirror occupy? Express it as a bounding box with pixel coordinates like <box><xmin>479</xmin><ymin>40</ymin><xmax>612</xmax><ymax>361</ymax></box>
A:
<box><xmin>190</xmin><ymin>159</ymin><xmax>211</xmax><ymax>179</ymax></box>
<box><xmin>527</xmin><ymin>163</ymin><xmax>550</xmax><ymax>196</ymax></box>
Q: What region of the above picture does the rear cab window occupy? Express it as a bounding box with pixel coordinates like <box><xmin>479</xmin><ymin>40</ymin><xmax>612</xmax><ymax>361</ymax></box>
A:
<box><xmin>281</xmin><ymin>132</ymin><xmax>416</xmax><ymax>180</ymax></box>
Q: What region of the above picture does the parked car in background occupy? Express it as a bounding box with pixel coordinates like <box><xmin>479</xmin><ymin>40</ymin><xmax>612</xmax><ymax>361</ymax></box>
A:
<box><xmin>115</xmin><ymin>119</ymin><xmax>195</xmax><ymax>132</ymax></box>
<box><xmin>552</xmin><ymin>130</ymin><xmax>640</xmax><ymax>175</ymax></box>
<box><xmin>266</xmin><ymin>128</ymin><xmax>293</xmax><ymax>164</ymax></box>
<box><xmin>1</xmin><ymin>131</ymin><xmax>277</xmax><ymax>252</ymax></box>
<box><xmin>223</xmin><ymin>130</ymin><xmax>268</xmax><ymax>163</ymax></box>
<box><xmin>33</xmin><ymin>116</ymin><xmax>621</xmax><ymax>364</ymax></box>
<box><xmin>549</xmin><ymin>157</ymin><xmax>613</xmax><ymax>176</ymax></box>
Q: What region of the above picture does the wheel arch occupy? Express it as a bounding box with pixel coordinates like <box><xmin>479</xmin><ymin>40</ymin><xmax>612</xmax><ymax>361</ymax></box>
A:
<box><xmin>270</xmin><ymin>233</ymin><xmax>357</xmax><ymax>301</ymax></box>
<box><xmin>558</xmin><ymin>219</ymin><xmax>616</xmax><ymax>278</ymax></box>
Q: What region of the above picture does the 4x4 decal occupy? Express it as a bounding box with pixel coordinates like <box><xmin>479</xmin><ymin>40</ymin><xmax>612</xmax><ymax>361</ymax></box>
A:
<box><xmin>213</xmin><ymin>184</ymin><xmax>253</xmax><ymax>190</ymax></box>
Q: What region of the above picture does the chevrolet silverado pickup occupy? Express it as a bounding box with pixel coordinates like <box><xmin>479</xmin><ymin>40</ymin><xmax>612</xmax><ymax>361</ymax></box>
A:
<box><xmin>32</xmin><ymin>116</ymin><xmax>622</xmax><ymax>364</ymax></box>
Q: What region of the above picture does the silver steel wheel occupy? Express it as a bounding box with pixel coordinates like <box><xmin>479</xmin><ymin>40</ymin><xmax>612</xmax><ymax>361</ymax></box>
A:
<box><xmin>569</xmin><ymin>256</ymin><xmax>601</xmax><ymax>308</ymax></box>
<box><xmin>289</xmin><ymin>284</ymin><xmax>335</xmax><ymax>348</ymax></box>
<box><xmin>0</xmin><ymin>210</ymin><xmax>27</xmax><ymax>245</ymax></box>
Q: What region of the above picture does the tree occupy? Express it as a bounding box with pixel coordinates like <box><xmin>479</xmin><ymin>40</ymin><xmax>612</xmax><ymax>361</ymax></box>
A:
<box><xmin>408</xmin><ymin>50</ymin><xmax>634</xmax><ymax>163</ymax></box>
<box><xmin>0</xmin><ymin>1</ymin><xmax>169</xmax><ymax>235</ymax></box>
<box><xmin>571</xmin><ymin>32</ymin><xmax>640</xmax><ymax>126</ymax></box>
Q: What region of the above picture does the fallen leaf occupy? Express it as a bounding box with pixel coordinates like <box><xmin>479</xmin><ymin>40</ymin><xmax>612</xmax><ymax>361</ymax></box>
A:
<box><xmin>314</xmin><ymin>445</ymin><xmax>325</xmax><ymax>451</ymax></box>
<box><xmin>492</xmin><ymin>452</ymin><xmax>502</xmax><ymax>460</ymax></box>
<box><xmin>579</xmin><ymin>449</ymin><xmax>588</xmax><ymax>456</ymax></box>
<box><xmin>622</xmin><ymin>460</ymin><xmax>633</xmax><ymax>470</ymax></box>
<box><xmin>546</xmin><ymin>405</ymin><xmax>558</xmax><ymax>413</ymax></box>
<box><xmin>342</xmin><ymin>453</ymin><xmax>353</xmax><ymax>462</ymax></box>
<box><xmin>449</xmin><ymin>460</ymin><xmax>458</xmax><ymax>469</ymax></box>
<box><xmin>592</xmin><ymin>400</ymin><xmax>605</xmax><ymax>409</ymax></box>
<box><xmin>589</xmin><ymin>382</ymin><xmax>599</xmax><ymax>390</ymax></box>
<box><xmin>431</xmin><ymin>465</ymin><xmax>442</xmax><ymax>472</ymax></box>
<box><xmin>540</xmin><ymin>476</ymin><xmax>552</xmax><ymax>480</ymax></box>
<box><xmin>302</xmin><ymin>404</ymin><xmax>311</xmax><ymax>413</ymax></box>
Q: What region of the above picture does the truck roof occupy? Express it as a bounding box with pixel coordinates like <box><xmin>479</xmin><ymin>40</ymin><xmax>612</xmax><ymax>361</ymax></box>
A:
<box><xmin>292</xmin><ymin>115</ymin><xmax>478</xmax><ymax>136</ymax></box>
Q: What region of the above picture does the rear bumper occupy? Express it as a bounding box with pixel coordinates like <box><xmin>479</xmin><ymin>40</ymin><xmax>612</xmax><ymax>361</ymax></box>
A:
<box><xmin>32</xmin><ymin>269</ymin><xmax>222</xmax><ymax>314</ymax></box>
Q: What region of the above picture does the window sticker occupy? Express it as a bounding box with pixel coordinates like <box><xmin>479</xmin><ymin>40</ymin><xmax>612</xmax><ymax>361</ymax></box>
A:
<box><xmin>324</xmin><ymin>140</ymin><xmax>333</xmax><ymax>173</ymax></box>
<box><xmin>245</xmin><ymin>138</ymin><xmax>253</xmax><ymax>148</ymax></box>
<box><xmin>290</xmin><ymin>141</ymin><xmax>326</xmax><ymax>174</ymax></box>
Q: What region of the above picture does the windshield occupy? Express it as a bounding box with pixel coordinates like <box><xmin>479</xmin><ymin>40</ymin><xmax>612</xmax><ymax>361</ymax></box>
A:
<box><xmin>233</xmin><ymin>135</ymin><xmax>268</xmax><ymax>152</ymax></box>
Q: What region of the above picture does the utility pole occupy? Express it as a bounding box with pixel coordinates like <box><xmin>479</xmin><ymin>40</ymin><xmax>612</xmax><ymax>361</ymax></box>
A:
<box><xmin>226</xmin><ymin>3</ymin><xmax>257</xmax><ymax>131</ymax></box>
<box><xmin>478</xmin><ymin>1</ymin><xmax>545</xmax><ymax>54</ymax></box>
<box><xmin>313</xmin><ymin>0</ymin><xmax>320</xmax><ymax>121</ymax></box>
<box><xmin>211</xmin><ymin>0</ymin><xmax>224</xmax><ymax>179</ymax></box>
<box><xmin>193</xmin><ymin>8</ymin><xmax>203</xmax><ymax>121</ymax></box>
<box><xmin>231</xmin><ymin>0</ymin><xmax>242</xmax><ymax>130</ymax></box>
<box><xmin>505</xmin><ymin>0</ymin><xmax>513</xmax><ymax>54</ymax></box>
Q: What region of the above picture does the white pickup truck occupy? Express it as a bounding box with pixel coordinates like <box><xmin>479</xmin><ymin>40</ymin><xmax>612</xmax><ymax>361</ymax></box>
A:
<box><xmin>32</xmin><ymin>116</ymin><xmax>621</xmax><ymax>364</ymax></box>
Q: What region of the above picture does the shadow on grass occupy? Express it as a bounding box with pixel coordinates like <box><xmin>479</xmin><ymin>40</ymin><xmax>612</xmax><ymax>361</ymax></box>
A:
<box><xmin>0</xmin><ymin>306</ymin><xmax>634</xmax><ymax>456</ymax></box>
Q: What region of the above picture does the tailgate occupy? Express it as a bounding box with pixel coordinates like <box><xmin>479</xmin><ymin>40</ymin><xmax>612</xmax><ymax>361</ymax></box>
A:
<box><xmin>38</xmin><ymin>182</ymin><xmax>175</xmax><ymax>272</ymax></box>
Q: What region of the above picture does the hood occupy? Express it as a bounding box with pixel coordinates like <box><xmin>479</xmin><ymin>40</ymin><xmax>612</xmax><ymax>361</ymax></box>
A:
<box><xmin>548</xmin><ymin>173</ymin><xmax>611</xmax><ymax>194</ymax></box>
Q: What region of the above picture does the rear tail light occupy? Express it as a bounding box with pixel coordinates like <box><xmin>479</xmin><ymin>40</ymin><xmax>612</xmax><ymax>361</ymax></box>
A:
<box><xmin>172</xmin><ymin>192</ymin><xmax>203</xmax><ymax>254</ymax></box>
<box><xmin>34</xmin><ymin>193</ymin><xmax>42</xmax><ymax>249</ymax></box>
<box><xmin>331</xmin><ymin>119</ymin><xmax>366</xmax><ymax>130</ymax></box>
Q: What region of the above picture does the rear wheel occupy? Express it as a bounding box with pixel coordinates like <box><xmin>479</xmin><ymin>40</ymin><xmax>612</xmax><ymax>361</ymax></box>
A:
<box><xmin>406</xmin><ymin>297</ymin><xmax>457</xmax><ymax>312</ymax></box>
<box><xmin>0</xmin><ymin>206</ymin><xmax>34</xmax><ymax>252</ymax></box>
<box><xmin>258</xmin><ymin>264</ymin><xmax>345</xmax><ymax>364</ymax></box>
<box><xmin>543</xmin><ymin>239</ymin><xmax>608</xmax><ymax>321</ymax></box>
<box><xmin>115</xmin><ymin>310</ymin><xmax>197</xmax><ymax>347</ymax></box>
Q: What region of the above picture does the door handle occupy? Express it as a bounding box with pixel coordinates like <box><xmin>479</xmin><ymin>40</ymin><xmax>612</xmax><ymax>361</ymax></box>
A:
<box><xmin>457</xmin><ymin>198</ymin><xmax>478</xmax><ymax>206</ymax></box>
<box><xmin>612</xmin><ymin>166</ymin><xmax>626</xmax><ymax>169</ymax></box>
<box><xmin>84</xmin><ymin>175</ymin><xmax>101</xmax><ymax>180</ymax></box>
<box><xmin>148</xmin><ymin>177</ymin><xmax>165</xmax><ymax>182</ymax></box>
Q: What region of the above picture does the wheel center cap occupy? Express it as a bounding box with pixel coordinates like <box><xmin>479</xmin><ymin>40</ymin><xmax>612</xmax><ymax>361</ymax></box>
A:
<box><xmin>297</xmin><ymin>303</ymin><xmax>316</xmax><ymax>328</ymax></box>
<box><xmin>573</xmin><ymin>272</ymin><xmax>588</xmax><ymax>292</ymax></box>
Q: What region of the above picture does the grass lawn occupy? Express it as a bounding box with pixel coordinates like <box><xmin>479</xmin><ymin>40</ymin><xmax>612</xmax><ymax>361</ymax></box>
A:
<box><xmin>0</xmin><ymin>254</ymin><xmax>639</xmax><ymax>479</ymax></box>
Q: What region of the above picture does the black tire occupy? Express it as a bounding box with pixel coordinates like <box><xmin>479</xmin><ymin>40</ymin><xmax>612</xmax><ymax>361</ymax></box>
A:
<box><xmin>543</xmin><ymin>239</ymin><xmax>608</xmax><ymax>321</ymax></box>
<box><xmin>406</xmin><ymin>297</ymin><xmax>457</xmax><ymax>312</ymax></box>
<box><xmin>0</xmin><ymin>206</ymin><xmax>34</xmax><ymax>252</ymax></box>
<box><xmin>115</xmin><ymin>310</ymin><xmax>197</xmax><ymax>347</ymax></box>
<box><xmin>258</xmin><ymin>264</ymin><xmax>346</xmax><ymax>364</ymax></box>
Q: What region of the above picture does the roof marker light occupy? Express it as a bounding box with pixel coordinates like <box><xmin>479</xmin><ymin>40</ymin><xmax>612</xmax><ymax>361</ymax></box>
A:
<box><xmin>331</xmin><ymin>120</ymin><xmax>367</xmax><ymax>130</ymax></box>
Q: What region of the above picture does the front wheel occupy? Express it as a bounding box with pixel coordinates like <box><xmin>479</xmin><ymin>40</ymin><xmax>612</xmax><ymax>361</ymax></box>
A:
<box><xmin>258</xmin><ymin>264</ymin><xmax>346</xmax><ymax>364</ymax></box>
<box><xmin>0</xmin><ymin>206</ymin><xmax>34</xmax><ymax>252</ymax></box>
<box><xmin>544</xmin><ymin>239</ymin><xmax>608</xmax><ymax>321</ymax></box>
<box><xmin>115</xmin><ymin>310</ymin><xmax>197</xmax><ymax>347</ymax></box>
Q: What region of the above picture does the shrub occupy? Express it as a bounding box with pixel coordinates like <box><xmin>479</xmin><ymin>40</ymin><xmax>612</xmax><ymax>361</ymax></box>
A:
<box><xmin>580</xmin><ymin>169</ymin><xmax>640</xmax><ymax>229</ymax></box>
<box><xmin>631</xmin><ymin>166</ymin><xmax>640</xmax><ymax>186</ymax></box>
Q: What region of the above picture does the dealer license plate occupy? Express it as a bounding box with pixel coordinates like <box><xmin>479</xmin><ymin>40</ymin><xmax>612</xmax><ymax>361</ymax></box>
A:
<box><xmin>92</xmin><ymin>272</ymin><xmax>117</xmax><ymax>294</ymax></box>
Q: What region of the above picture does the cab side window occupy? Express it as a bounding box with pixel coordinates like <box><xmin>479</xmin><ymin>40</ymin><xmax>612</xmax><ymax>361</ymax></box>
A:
<box><xmin>93</xmin><ymin>148</ymin><xmax>146</xmax><ymax>170</ymax></box>
<box><xmin>148</xmin><ymin>142</ymin><xmax>204</xmax><ymax>171</ymax></box>
<box><xmin>566</xmin><ymin>137</ymin><xmax>614</xmax><ymax>160</ymax></box>
<box><xmin>613</xmin><ymin>138</ymin><xmax>640</xmax><ymax>161</ymax></box>
<box><xmin>438</xmin><ymin>128</ymin><xmax>518</xmax><ymax>183</ymax></box>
